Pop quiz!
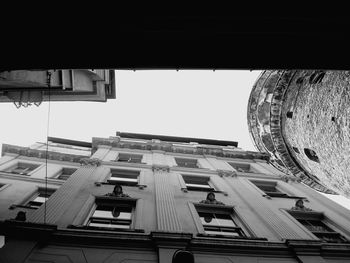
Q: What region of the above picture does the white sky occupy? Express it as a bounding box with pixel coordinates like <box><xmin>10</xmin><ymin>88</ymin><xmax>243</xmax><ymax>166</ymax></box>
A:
<box><xmin>0</xmin><ymin>70</ymin><xmax>349</xmax><ymax>210</ymax></box>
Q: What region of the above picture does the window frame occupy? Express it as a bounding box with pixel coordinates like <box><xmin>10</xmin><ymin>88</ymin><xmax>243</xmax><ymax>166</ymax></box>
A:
<box><xmin>2</xmin><ymin>162</ymin><xmax>41</xmax><ymax>176</ymax></box>
<box><xmin>181</xmin><ymin>174</ymin><xmax>215</xmax><ymax>192</ymax></box>
<box><xmin>55</xmin><ymin>167</ymin><xmax>77</xmax><ymax>180</ymax></box>
<box><xmin>81</xmin><ymin>196</ymin><xmax>142</xmax><ymax>232</ymax></box>
<box><xmin>250</xmin><ymin>180</ymin><xmax>291</xmax><ymax>198</ymax></box>
<box><xmin>175</xmin><ymin>157</ymin><xmax>199</xmax><ymax>169</ymax></box>
<box><xmin>286</xmin><ymin>210</ymin><xmax>349</xmax><ymax>243</ymax></box>
<box><xmin>106</xmin><ymin>168</ymin><xmax>141</xmax><ymax>187</ymax></box>
<box><xmin>116</xmin><ymin>153</ymin><xmax>143</xmax><ymax>164</ymax></box>
<box><xmin>228</xmin><ymin>162</ymin><xmax>252</xmax><ymax>173</ymax></box>
<box><xmin>188</xmin><ymin>203</ymin><xmax>255</xmax><ymax>239</ymax></box>
<box><xmin>24</xmin><ymin>188</ymin><xmax>55</xmax><ymax>210</ymax></box>
<box><xmin>87</xmin><ymin>203</ymin><xmax>134</xmax><ymax>230</ymax></box>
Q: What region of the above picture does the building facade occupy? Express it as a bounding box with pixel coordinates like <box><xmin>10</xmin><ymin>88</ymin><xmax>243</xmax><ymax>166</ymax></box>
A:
<box><xmin>0</xmin><ymin>133</ymin><xmax>350</xmax><ymax>263</ymax></box>
<box><xmin>247</xmin><ymin>70</ymin><xmax>350</xmax><ymax>198</ymax></box>
<box><xmin>0</xmin><ymin>69</ymin><xmax>116</xmax><ymax>107</ymax></box>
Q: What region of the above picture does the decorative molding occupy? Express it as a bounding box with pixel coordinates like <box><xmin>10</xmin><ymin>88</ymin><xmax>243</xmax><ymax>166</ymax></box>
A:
<box><xmin>92</xmin><ymin>138</ymin><xmax>270</xmax><ymax>161</ymax></box>
<box><xmin>217</xmin><ymin>169</ymin><xmax>237</xmax><ymax>178</ymax></box>
<box><xmin>79</xmin><ymin>158</ymin><xmax>101</xmax><ymax>167</ymax></box>
<box><xmin>152</xmin><ymin>165</ymin><xmax>170</xmax><ymax>172</ymax></box>
<box><xmin>1</xmin><ymin>144</ymin><xmax>87</xmax><ymax>164</ymax></box>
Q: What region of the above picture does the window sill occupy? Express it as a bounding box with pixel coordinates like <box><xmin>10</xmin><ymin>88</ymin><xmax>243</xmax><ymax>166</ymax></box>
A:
<box><xmin>182</xmin><ymin>188</ymin><xmax>228</xmax><ymax>196</ymax></box>
<box><xmin>196</xmin><ymin>233</ymin><xmax>267</xmax><ymax>241</ymax></box>
<box><xmin>94</xmin><ymin>182</ymin><xmax>147</xmax><ymax>189</ymax></box>
<box><xmin>263</xmin><ymin>195</ymin><xmax>307</xmax><ymax>200</ymax></box>
<box><xmin>9</xmin><ymin>204</ymin><xmax>38</xmax><ymax>210</ymax></box>
<box><xmin>67</xmin><ymin>224</ymin><xmax>144</xmax><ymax>233</ymax></box>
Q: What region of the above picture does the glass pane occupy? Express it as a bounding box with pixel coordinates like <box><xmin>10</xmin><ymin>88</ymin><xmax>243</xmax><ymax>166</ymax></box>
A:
<box><xmin>33</xmin><ymin>196</ymin><xmax>48</xmax><ymax>203</ymax></box>
<box><xmin>215</xmin><ymin>214</ymin><xmax>237</xmax><ymax>227</ymax></box>
<box><xmin>205</xmin><ymin>229</ymin><xmax>241</xmax><ymax>237</ymax></box>
<box><xmin>199</xmin><ymin>212</ymin><xmax>219</xmax><ymax>226</ymax></box>
<box><xmin>93</xmin><ymin>206</ymin><xmax>132</xmax><ymax>219</ymax></box>
<box><xmin>186</xmin><ymin>183</ymin><xmax>211</xmax><ymax>189</ymax></box>
<box><xmin>110</xmin><ymin>177</ymin><xmax>138</xmax><ymax>183</ymax></box>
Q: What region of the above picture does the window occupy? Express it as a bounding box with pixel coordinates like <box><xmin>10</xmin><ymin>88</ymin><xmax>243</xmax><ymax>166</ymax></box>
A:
<box><xmin>108</xmin><ymin>169</ymin><xmax>139</xmax><ymax>186</ymax></box>
<box><xmin>195</xmin><ymin>205</ymin><xmax>247</xmax><ymax>238</ymax></box>
<box><xmin>116</xmin><ymin>153</ymin><xmax>143</xmax><ymax>163</ymax></box>
<box><xmin>182</xmin><ymin>175</ymin><xmax>214</xmax><ymax>191</ymax></box>
<box><xmin>26</xmin><ymin>189</ymin><xmax>55</xmax><ymax>209</ymax></box>
<box><xmin>2</xmin><ymin>162</ymin><xmax>40</xmax><ymax>175</ymax></box>
<box><xmin>304</xmin><ymin>148</ymin><xmax>320</xmax><ymax>163</ymax></box>
<box><xmin>251</xmin><ymin>180</ymin><xmax>288</xmax><ymax>197</ymax></box>
<box><xmin>86</xmin><ymin>197</ymin><xmax>137</xmax><ymax>231</ymax></box>
<box><xmin>175</xmin><ymin>158</ymin><xmax>199</xmax><ymax>168</ymax></box>
<box><xmin>88</xmin><ymin>205</ymin><xmax>133</xmax><ymax>229</ymax></box>
<box><xmin>292</xmin><ymin>147</ymin><xmax>300</xmax><ymax>154</ymax></box>
<box><xmin>286</xmin><ymin>111</ymin><xmax>293</xmax><ymax>118</ymax></box>
<box><xmin>288</xmin><ymin>210</ymin><xmax>348</xmax><ymax>243</ymax></box>
<box><xmin>228</xmin><ymin>162</ymin><xmax>251</xmax><ymax>173</ymax></box>
<box><xmin>56</xmin><ymin>167</ymin><xmax>77</xmax><ymax>180</ymax></box>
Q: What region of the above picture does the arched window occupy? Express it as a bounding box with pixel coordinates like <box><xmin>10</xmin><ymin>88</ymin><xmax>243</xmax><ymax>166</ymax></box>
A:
<box><xmin>304</xmin><ymin>148</ymin><xmax>320</xmax><ymax>163</ymax></box>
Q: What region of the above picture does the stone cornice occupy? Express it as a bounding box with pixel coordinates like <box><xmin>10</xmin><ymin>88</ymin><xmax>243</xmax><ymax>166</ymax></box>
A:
<box><xmin>92</xmin><ymin>138</ymin><xmax>269</xmax><ymax>161</ymax></box>
<box><xmin>2</xmin><ymin>144</ymin><xmax>86</xmax><ymax>164</ymax></box>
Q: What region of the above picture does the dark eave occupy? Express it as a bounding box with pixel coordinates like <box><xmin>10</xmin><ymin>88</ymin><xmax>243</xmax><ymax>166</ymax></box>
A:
<box><xmin>47</xmin><ymin>137</ymin><xmax>92</xmax><ymax>148</ymax></box>
<box><xmin>116</xmin><ymin>132</ymin><xmax>238</xmax><ymax>147</ymax></box>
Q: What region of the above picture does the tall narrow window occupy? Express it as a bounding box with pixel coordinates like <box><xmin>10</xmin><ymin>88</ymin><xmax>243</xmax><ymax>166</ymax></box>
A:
<box><xmin>85</xmin><ymin>196</ymin><xmax>137</xmax><ymax>231</ymax></box>
<box><xmin>2</xmin><ymin>162</ymin><xmax>40</xmax><ymax>176</ymax></box>
<box><xmin>194</xmin><ymin>205</ymin><xmax>247</xmax><ymax>238</ymax></box>
<box><xmin>175</xmin><ymin>158</ymin><xmax>199</xmax><ymax>168</ymax></box>
<box><xmin>116</xmin><ymin>153</ymin><xmax>143</xmax><ymax>163</ymax></box>
<box><xmin>108</xmin><ymin>169</ymin><xmax>139</xmax><ymax>186</ymax></box>
<box><xmin>228</xmin><ymin>162</ymin><xmax>251</xmax><ymax>173</ymax></box>
<box><xmin>198</xmin><ymin>212</ymin><xmax>245</xmax><ymax>237</ymax></box>
<box><xmin>182</xmin><ymin>175</ymin><xmax>214</xmax><ymax>191</ymax></box>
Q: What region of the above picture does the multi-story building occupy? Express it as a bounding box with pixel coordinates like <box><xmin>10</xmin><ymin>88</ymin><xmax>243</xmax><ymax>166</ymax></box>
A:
<box><xmin>0</xmin><ymin>132</ymin><xmax>349</xmax><ymax>263</ymax></box>
<box><xmin>0</xmin><ymin>69</ymin><xmax>116</xmax><ymax>107</ymax></box>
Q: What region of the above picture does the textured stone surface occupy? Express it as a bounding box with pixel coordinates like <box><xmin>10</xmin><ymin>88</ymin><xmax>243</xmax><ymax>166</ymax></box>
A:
<box><xmin>247</xmin><ymin>70</ymin><xmax>350</xmax><ymax>197</ymax></box>
<box><xmin>283</xmin><ymin>71</ymin><xmax>350</xmax><ymax>197</ymax></box>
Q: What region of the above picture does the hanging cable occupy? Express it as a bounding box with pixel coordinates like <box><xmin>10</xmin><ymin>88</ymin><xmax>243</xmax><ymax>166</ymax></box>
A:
<box><xmin>44</xmin><ymin>70</ymin><xmax>52</xmax><ymax>224</ymax></box>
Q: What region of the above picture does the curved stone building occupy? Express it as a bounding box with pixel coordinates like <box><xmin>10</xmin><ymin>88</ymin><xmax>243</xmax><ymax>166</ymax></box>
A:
<box><xmin>248</xmin><ymin>70</ymin><xmax>350</xmax><ymax>197</ymax></box>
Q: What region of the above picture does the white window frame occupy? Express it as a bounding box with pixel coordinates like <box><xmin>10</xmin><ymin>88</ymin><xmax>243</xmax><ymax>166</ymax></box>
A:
<box><xmin>188</xmin><ymin>202</ymin><xmax>250</xmax><ymax>239</ymax></box>
<box><xmin>175</xmin><ymin>157</ymin><xmax>199</xmax><ymax>169</ymax></box>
